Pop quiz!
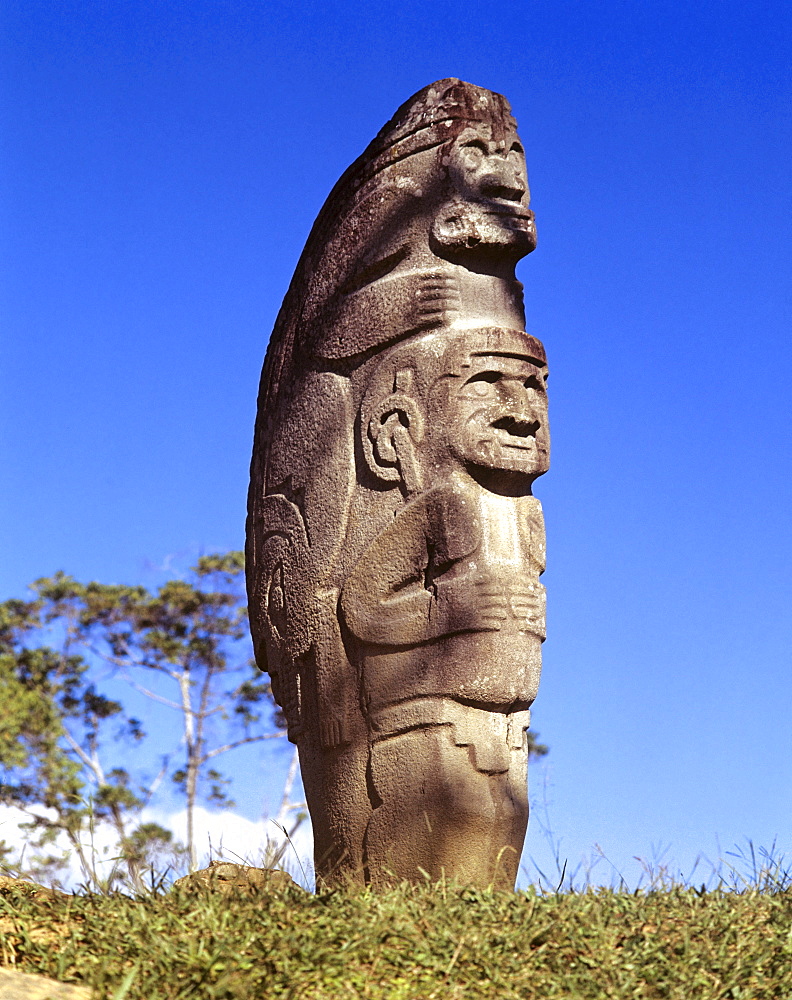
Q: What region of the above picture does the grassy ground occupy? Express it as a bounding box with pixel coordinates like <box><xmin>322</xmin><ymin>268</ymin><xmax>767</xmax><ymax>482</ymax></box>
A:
<box><xmin>1</xmin><ymin>878</ymin><xmax>791</xmax><ymax>999</ymax></box>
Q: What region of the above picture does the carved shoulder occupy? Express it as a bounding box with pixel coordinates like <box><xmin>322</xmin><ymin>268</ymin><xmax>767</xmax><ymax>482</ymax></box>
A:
<box><xmin>340</xmin><ymin>483</ymin><xmax>481</xmax><ymax>647</ymax></box>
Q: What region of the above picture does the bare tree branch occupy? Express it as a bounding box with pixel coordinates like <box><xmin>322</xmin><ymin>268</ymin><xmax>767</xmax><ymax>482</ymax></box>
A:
<box><xmin>200</xmin><ymin>733</ymin><xmax>284</xmax><ymax>763</ymax></box>
<box><xmin>119</xmin><ymin>674</ymin><xmax>184</xmax><ymax>711</ymax></box>
<box><xmin>61</xmin><ymin>729</ymin><xmax>104</xmax><ymax>783</ymax></box>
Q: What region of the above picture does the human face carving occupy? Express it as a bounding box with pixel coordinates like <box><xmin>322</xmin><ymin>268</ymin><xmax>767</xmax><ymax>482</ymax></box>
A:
<box><xmin>443</xmin><ymin>354</ymin><xmax>549</xmax><ymax>479</ymax></box>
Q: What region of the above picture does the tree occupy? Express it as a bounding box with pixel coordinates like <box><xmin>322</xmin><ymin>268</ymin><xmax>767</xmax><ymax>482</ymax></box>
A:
<box><xmin>0</xmin><ymin>585</ymin><xmax>149</xmax><ymax>887</ymax></box>
<box><xmin>77</xmin><ymin>551</ymin><xmax>281</xmax><ymax>871</ymax></box>
<box><xmin>0</xmin><ymin>552</ymin><xmax>287</xmax><ymax>884</ymax></box>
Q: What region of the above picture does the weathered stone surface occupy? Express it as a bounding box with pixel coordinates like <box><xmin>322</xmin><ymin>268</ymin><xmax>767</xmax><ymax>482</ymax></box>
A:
<box><xmin>0</xmin><ymin>968</ymin><xmax>90</xmax><ymax>1000</ymax></box>
<box><xmin>247</xmin><ymin>79</ymin><xmax>549</xmax><ymax>889</ymax></box>
<box><xmin>172</xmin><ymin>861</ymin><xmax>301</xmax><ymax>895</ymax></box>
<box><xmin>0</xmin><ymin>876</ymin><xmax>67</xmax><ymax>899</ymax></box>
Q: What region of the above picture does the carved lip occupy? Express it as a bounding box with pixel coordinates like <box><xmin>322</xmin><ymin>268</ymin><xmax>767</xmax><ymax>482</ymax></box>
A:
<box><xmin>483</xmin><ymin>206</ymin><xmax>532</xmax><ymax>219</ymax></box>
<box><xmin>482</xmin><ymin>209</ymin><xmax>534</xmax><ymax>233</ymax></box>
<box><xmin>493</xmin><ymin>432</ymin><xmax>536</xmax><ymax>451</ymax></box>
<box><xmin>499</xmin><ymin>439</ymin><xmax>535</xmax><ymax>451</ymax></box>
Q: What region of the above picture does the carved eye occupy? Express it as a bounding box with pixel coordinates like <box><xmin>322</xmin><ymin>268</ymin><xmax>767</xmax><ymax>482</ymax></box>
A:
<box><xmin>510</xmin><ymin>141</ymin><xmax>524</xmax><ymax>155</ymax></box>
<box><xmin>524</xmin><ymin>374</ymin><xmax>547</xmax><ymax>392</ymax></box>
<box><xmin>462</xmin><ymin>139</ymin><xmax>488</xmax><ymax>154</ymax></box>
<box><xmin>465</xmin><ymin>371</ymin><xmax>500</xmax><ymax>396</ymax></box>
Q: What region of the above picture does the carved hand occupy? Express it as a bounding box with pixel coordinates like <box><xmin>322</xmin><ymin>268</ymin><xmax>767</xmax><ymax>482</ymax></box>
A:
<box><xmin>411</xmin><ymin>270</ymin><xmax>461</xmax><ymax>329</ymax></box>
<box><xmin>505</xmin><ymin>584</ymin><xmax>546</xmax><ymax>635</ymax></box>
<box><xmin>431</xmin><ymin>574</ymin><xmax>510</xmax><ymax>633</ymax></box>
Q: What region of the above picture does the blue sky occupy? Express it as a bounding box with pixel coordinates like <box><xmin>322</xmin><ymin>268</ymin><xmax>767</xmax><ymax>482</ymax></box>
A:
<box><xmin>2</xmin><ymin>1</ymin><xmax>791</xmax><ymax>886</ymax></box>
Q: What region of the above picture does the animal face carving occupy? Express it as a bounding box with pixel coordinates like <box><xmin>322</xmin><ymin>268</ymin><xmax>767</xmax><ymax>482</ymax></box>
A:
<box><xmin>447</xmin><ymin>125</ymin><xmax>528</xmax><ymax>206</ymax></box>
<box><xmin>434</xmin><ymin>123</ymin><xmax>536</xmax><ymax>258</ymax></box>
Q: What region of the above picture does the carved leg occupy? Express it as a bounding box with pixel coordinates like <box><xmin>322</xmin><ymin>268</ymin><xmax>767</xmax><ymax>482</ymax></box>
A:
<box><xmin>363</xmin><ymin>711</ymin><xmax>529</xmax><ymax>889</ymax></box>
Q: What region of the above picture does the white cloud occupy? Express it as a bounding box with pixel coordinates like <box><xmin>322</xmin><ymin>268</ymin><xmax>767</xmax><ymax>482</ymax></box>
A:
<box><xmin>0</xmin><ymin>802</ymin><xmax>315</xmax><ymax>892</ymax></box>
<box><xmin>142</xmin><ymin>804</ymin><xmax>315</xmax><ymax>888</ymax></box>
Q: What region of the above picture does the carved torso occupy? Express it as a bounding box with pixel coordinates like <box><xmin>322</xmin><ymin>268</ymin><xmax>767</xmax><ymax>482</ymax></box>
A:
<box><xmin>341</xmin><ymin>474</ymin><xmax>545</xmax><ymax>718</ymax></box>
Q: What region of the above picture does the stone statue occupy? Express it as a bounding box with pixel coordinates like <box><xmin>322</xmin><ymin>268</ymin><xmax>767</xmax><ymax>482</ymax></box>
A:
<box><xmin>247</xmin><ymin>79</ymin><xmax>550</xmax><ymax>889</ymax></box>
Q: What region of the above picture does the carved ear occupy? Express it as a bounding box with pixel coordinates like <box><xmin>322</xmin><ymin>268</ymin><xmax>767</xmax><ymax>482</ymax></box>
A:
<box><xmin>365</xmin><ymin>392</ymin><xmax>424</xmax><ymax>493</ymax></box>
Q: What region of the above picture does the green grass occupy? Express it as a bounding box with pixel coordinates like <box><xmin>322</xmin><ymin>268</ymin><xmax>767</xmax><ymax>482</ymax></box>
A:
<box><xmin>1</xmin><ymin>878</ymin><xmax>791</xmax><ymax>999</ymax></box>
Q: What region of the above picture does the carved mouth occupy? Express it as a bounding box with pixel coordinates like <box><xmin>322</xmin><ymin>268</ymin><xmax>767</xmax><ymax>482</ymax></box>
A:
<box><xmin>491</xmin><ymin>416</ymin><xmax>540</xmax><ymax>449</ymax></box>
<box><xmin>482</xmin><ymin>210</ymin><xmax>534</xmax><ymax>234</ymax></box>
<box><xmin>480</xmin><ymin>184</ymin><xmax>525</xmax><ymax>204</ymax></box>
<box><xmin>484</xmin><ymin>206</ymin><xmax>532</xmax><ymax>219</ymax></box>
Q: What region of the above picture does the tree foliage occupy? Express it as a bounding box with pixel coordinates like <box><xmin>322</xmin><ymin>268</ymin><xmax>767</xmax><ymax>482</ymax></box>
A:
<box><xmin>0</xmin><ymin>553</ymin><xmax>282</xmax><ymax>886</ymax></box>
<box><xmin>526</xmin><ymin>731</ymin><xmax>549</xmax><ymax>761</ymax></box>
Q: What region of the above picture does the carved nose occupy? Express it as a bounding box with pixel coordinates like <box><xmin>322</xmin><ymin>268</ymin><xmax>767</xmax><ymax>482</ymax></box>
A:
<box><xmin>491</xmin><ymin>415</ymin><xmax>540</xmax><ymax>438</ymax></box>
<box><xmin>478</xmin><ymin>163</ymin><xmax>526</xmax><ymax>202</ymax></box>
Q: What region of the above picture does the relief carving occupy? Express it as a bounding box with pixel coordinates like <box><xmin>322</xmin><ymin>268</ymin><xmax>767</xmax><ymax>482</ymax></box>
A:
<box><xmin>247</xmin><ymin>79</ymin><xmax>550</xmax><ymax>888</ymax></box>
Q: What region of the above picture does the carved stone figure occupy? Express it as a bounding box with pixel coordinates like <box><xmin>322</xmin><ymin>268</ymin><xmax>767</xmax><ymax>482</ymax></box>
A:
<box><xmin>247</xmin><ymin>79</ymin><xmax>550</xmax><ymax>888</ymax></box>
